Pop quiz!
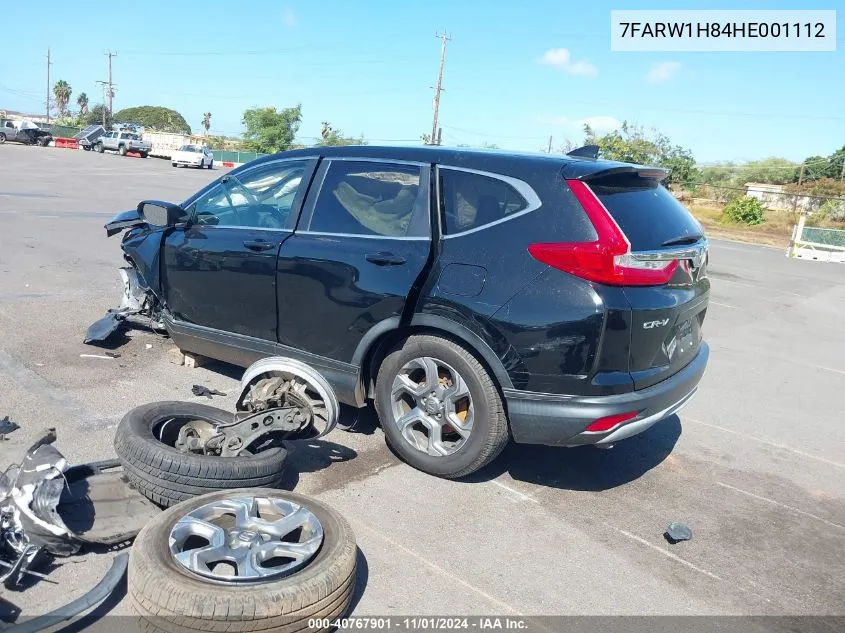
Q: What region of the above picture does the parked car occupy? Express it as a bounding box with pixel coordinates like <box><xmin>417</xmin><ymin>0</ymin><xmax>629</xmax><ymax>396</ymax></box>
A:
<box><xmin>0</xmin><ymin>119</ymin><xmax>52</xmax><ymax>146</ymax></box>
<box><xmin>95</xmin><ymin>131</ymin><xmax>151</xmax><ymax>157</ymax></box>
<box><xmin>171</xmin><ymin>144</ymin><xmax>213</xmax><ymax>169</ymax></box>
<box><xmin>99</xmin><ymin>146</ymin><xmax>710</xmax><ymax>478</ymax></box>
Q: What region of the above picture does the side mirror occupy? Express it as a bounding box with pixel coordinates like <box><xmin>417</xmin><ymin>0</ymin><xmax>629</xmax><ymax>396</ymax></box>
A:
<box><xmin>137</xmin><ymin>200</ymin><xmax>189</xmax><ymax>228</ymax></box>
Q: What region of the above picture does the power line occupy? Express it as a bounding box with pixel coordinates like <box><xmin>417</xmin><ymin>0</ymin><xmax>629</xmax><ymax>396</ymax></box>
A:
<box><xmin>442</xmin><ymin>124</ymin><xmax>548</xmax><ymax>140</ymax></box>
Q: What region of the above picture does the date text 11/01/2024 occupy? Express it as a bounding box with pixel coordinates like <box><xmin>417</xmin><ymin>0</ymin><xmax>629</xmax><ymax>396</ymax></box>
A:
<box><xmin>307</xmin><ymin>617</ymin><xmax>529</xmax><ymax>630</ymax></box>
<box><xmin>619</xmin><ymin>22</ymin><xmax>826</xmax><ymax>39</ymax></box>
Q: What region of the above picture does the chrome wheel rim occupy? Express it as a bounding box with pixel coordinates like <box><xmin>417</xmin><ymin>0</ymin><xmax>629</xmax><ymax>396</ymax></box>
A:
<box><xmin>390</xmin><ymin>357</ymin><xmax>474</xmax><ymax>456</ymax></box>
<box><xmin>169</xmin><ymin>496</ymin><xmax>323</xmax><ymax>584</ymax></box>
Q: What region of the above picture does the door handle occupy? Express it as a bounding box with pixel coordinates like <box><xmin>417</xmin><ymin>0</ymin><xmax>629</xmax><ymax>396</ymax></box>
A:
<box><xmin>365</xmin><ymin>252</ymin><xmax>406</xmax><ymax>266</ymax></box>
<box><xmin>243</xmin><ymin>239</ymin><xmax>276</xmax><ymax>252</ymax></box>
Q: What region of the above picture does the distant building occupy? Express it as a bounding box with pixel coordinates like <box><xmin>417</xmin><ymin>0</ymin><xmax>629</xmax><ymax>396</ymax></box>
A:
<box><xmin>0</xmin><ymin>109</ymin><xmax>50</xmax><ymax>124</ymax></box>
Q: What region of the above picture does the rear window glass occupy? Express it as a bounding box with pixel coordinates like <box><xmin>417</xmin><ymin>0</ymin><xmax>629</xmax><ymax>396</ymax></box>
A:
<box><xmin>590</xmin><ymin>176</ymin><xmax>702</xmax><ymax>250</ymax></box>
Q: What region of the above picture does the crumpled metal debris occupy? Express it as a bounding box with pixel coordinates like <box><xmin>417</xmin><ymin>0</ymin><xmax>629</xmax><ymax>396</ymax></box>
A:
<box><xmin>191</xmin><ymin>385</ymin><xmax>227</xmax><ymax>399</ymax></box>
<box><xmin>665</xmin><ymin>522</ymin><xmax>693</xmax><ymax>544</ymax></box>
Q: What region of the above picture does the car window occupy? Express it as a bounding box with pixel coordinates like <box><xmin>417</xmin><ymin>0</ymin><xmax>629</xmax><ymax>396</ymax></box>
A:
<box><xmin>440</xmin><ymin>168</ymin><xmax>529</xmax><ymax>235</ymax></box>
<box><xmin>120</xmin><ymin>133</ymin><xmax>131</xmax><ymax>139</ymax></box>
<box><xmin>308</xmin><ymin>161</ymin><xmax>428</xmax><ymax>238</ymax></box>
<box><xmin>187</xmin><ymin>160</ymin><xmax>309</xmax><ymax>230</ymax></box>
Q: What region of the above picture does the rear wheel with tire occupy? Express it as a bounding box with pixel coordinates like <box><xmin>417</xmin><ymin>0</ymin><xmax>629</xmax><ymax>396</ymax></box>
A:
<box><xmin>119</xmin><ymin>145</ymin><xmax>127</xmax><ymax>156</ymax></box>
<box><xmin>207</xmin><ymin>159</ymin><xmax>213</xmax><ymax>169</ymax></box>
<box><xmin>95</xmin><ymin>142</ymin><xmax>104</xmax><ymax>153</ymax></box>
<box><xmin>0</xmin><ymin>133</ymin><xmax>6</xmax><ymax>144</ymax></box>
<box><xmin>172</xmin><ymin>162</ymin><xmax>177</xmax><ymax>167</ymax></box>
<box><xmin>113</xmin><ymin>401</ymin><xmax>288</xmax><ymax>508</ymax></box>
<box><xmin>374</xmin><ymin>335</ymin><xmax>509</xmax><ymax>478</ymax></box>
<box><xmin>140</xmin><ymin>152</ymin><xmax>148</xmax><ymax>158</ymax></box>
<box><xmin>128</xmin><ymin>489</ymin><xmax>357</xmax><ymax>633</ymax></box>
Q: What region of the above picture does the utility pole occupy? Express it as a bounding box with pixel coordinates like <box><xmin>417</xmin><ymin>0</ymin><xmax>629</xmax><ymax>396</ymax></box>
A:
<box><xmin>797</xmin><ymin>163</ymin><xmax>806</xmax><ymax>186</ymax></box>
<box><xmin>105</xmin><ymin>51</ymin><xmax>117</xmax><ymax>117</ymax></box>
<box><xmin>430</xmin><ymin>31</ymin><xmax>450</xmax><ymax>146</ymax></box>
<box><xmin>45</xmin><ymin>48</ymin><xmax>51</xmax><ymax>124</ymax></box>
<box><xmin>839</xmin><ymin>158</ymin><xmax>845</xmax><ymax>181</ymax></box>
<box><xmin>547</xmin><ymin>135</ymin><xmax>553</xmax><ymax>153</ymax></box>
<box><xmin>96</xmin><ymin>81</ymin><xmax>109</xmax><ymax>126</ymax></box>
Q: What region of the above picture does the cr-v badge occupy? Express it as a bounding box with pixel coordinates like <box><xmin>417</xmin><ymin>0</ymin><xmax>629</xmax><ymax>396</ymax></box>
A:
<box><xmin>643</xmin><ymin>318</ymin><xmax>670</xmax><ymax>329</ymax></box>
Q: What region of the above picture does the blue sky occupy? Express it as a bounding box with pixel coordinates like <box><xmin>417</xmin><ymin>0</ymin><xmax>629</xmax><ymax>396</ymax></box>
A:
<box><xmin>1</xmin><ymin>0</ymin><xmax>842</xmax><ymax>162</ymax></box>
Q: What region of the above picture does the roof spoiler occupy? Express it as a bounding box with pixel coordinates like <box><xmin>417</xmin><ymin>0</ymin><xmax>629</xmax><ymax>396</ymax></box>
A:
<box><xmin>562</xmin><ymin>163</ymin><xmax>670</xmax><ymax>182</ymax></box>
<box><xmin>566</xmin><ymin>144</ymin><xmax>600</xmax><ymax>160</ymax></box>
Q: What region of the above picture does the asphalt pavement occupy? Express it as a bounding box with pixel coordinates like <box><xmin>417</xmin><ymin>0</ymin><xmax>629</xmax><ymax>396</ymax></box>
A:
<box><xmin>0</xmin><ymin>144</ymin><xmax>843</xmax><ymax>623</ymax></box>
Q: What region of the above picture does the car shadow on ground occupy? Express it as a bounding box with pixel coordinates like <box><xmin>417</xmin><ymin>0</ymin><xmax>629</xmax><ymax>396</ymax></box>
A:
<box><xmin>463</xmin><ymin>415</ymin><xmax>682</xmax><ymax>491</ymax></box>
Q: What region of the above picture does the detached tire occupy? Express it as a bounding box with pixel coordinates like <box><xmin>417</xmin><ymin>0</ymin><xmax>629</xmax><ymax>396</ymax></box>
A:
<box><xmin>374</xmin><ymin>335</ymin><xmax>509</xmax><ymax>478</ymax></box>
<box><xmin>129</xmin><ymin>489</ymin><xmax>357</xmax><ymax>633</ymax></box>
<box><xmin>114</xmin><ymin>401</ymin><xmax>287</xmax><ymax>508</ymax></box>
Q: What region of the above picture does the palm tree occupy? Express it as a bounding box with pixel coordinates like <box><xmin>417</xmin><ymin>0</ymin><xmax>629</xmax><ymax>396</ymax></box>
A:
<box><xmin>77</xmin><ymin>92</ymin><xmax>89</xmax><ymax>116</ymax></box>
<box><xmin>53</xmin><ymin>80</ymin><xmax>72</xmax><ymax>117</ymax></box>
<box><xmin>202</xmin><ymin>112</ymin><xmax>211</xmax><ymax>137</ymax></box>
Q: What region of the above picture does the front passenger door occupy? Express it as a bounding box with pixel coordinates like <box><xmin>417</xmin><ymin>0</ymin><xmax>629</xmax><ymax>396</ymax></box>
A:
<box><xmin>161</xmin><ymin>158</ymin><xmax>316</xmax><ymax>341</ymax></box>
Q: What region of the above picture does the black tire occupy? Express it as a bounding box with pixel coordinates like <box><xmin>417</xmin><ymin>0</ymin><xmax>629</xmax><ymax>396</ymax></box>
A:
<box><xmin>0</xmin><ymin>133</ymin><xmax>6</xmax><ymax>144</ymax></box>
<box><xmin>113</xmin><ymin>401</ymin><xmax>288</xmax><ymax>508</ymax></box>
<box><xmin>207</xmin><ymin>159</ymin><xmax>213</xmax><ymax>169</ymax></box>
<box><xmin>374</xmin><ymin>335</ymin><xmax>509</xmax><ymax>478</ymax></box>
<box><xmin>172</xmin><ymin>162</ymin><xmax>177</xmax><ymax>167</ymax></box>
<box><xmin>95</xmin><ymin>142</ymin><xmax>104</xmax><ymax>153</ymax></box>
<box><xmin>83</xmin><ymin>145</ymin><xmax>91</xmax><ymax>151</ymax></box>
<box><xmin>119</xmin><ymin>144</ymin><xmax>127</xmax><ymax>156</ymax></box>
<box><xmin>140</xmin><ymin>152</ymin><xmax>148</xmax><ymax>158</ymax></box>
<box><xmin>128</xmin><ymin>489</ymin><xmax>357</xmax><ymax>633</ymax></box>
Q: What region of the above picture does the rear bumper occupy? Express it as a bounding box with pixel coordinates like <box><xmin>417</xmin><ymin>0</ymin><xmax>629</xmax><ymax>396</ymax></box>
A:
<box><xmin>505</xmin><ymin>342</ymin><xmax>708</xmax><ymax>446</ymax></box>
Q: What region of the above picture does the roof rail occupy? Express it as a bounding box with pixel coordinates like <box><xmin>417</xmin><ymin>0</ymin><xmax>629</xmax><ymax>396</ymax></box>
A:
<box><xmin>566</xmin><ymin>144</ymin><xmax>600</xmax><ymax>160</ymax></box>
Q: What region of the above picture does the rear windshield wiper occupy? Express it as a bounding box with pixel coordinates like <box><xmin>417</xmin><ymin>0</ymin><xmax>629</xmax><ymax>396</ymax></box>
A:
<box><xmin>662</xmin><ymin>234</ymin><xmax>703</xmax><ymax>247</ymax></box>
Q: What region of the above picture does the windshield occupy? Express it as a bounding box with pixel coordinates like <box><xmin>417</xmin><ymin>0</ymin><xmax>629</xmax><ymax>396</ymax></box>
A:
<box><xmin>179</xmin><ymin>145</ymin><xmax>199</xmax><ymax>152</ymax></box>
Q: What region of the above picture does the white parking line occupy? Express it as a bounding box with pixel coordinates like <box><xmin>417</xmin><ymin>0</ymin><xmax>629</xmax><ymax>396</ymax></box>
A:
<box><xmin>491</xmin><ymin>479</ymin><xmax>539</xmax><ymax>503</ymax></box>
<box><xmin>708</xmin><ymin>300</ymin><xmax>741</xmax><ymax>309</ymax></box>
<box><xmin>610</xmin><ymin>527</ymin><xmax>723</xmax><ymax>581</ymax></box>
<box><xmin>683</xmin><ymin>417</ymin><xmax>844</xmax><ymax>469</ymax></box>
<box><xmin>715</xmin><ymin>482</ymin><xmax>845</xmax><ymax>531</ymax></box>
<box><xmin>712</xmin><ymin>277</ymin><xmax>808</xmax><ymax>298</ymax></box>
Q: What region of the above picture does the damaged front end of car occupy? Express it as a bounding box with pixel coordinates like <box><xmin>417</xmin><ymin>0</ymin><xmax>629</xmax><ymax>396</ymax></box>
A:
<box><xmin>85</xmin><ymin>205</ymin><xmax>171</xmax><ymax>345</ymax></box>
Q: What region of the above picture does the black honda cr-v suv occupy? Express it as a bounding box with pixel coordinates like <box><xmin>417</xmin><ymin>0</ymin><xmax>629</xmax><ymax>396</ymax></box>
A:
<box><xmin>105</xmin><ymin>145</ymin><xmax>709</xmax><ymax>477</ymax></box>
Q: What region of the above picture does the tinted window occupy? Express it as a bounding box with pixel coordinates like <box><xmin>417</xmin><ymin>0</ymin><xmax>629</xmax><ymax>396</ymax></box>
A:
<box><xmin>188</xmin><ymin>160</ymin><xmax>308</xmax><ymax>230</ymax></box>
<box><xmin>309</xmin><ymin>161</ymin><xmax>428</xmax><ymax>238</ymax></box>
<box><xmin>440</xmin><ymin>169</ymin><xmax>528</xmax><ymax>235</ymax></box>
<box><xmin>590</xmin><ymin>175</ymin><xmax>703</xmax><ymax>251</ymax></box>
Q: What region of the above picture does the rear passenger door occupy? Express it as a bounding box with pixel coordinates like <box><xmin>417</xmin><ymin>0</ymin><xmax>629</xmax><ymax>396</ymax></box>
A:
<box><xmin>275</xmin><ymin>159</ymin><xmax>432</xmax><ymax>364</ymax></box>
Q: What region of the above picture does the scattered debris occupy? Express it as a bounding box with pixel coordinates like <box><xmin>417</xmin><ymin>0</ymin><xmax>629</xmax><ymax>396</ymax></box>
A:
<box><xmin>80</xmin><ymin>353</ymin><xmax>115</xmax><ymax>360</ymax></box>
<box><xmin>145</xmin><ymin>344</ymin><xmax>153</xmax><ymax>350</ymax></box>
<box><xmin>665</xmin><ymin>522</ymin><xmax>693</xmax><ymax>544</ymax></box>
<box><xmin>191</xmin><ymin>385</ymin><xmax>226</xmax><ymax>399</ymax></box>
<box><xmin>167</xmin><ymin>347</ymin><xmax>185</xmax><ymax>366</ymax></box>
<box><xmin>0</xmin><ymin>416</ymin><xmax>20</xmax><ymax>440</ymax></box>
<box><xmin>84</xmin><ymin>311</ymin><xmax>125</xmax><ymax>344</ymax></box>
<box><xmin>184</xmin><ymin>352</ymin><xmax>208</xmax><ymax>369</ymax></box>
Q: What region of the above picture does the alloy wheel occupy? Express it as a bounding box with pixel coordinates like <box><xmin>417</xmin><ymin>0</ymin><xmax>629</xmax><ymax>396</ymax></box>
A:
<box><xmin>390</xmin><ymin>356</ymin><xmax>474</xmax><ymax>456</ymax></box>
<box><xmin>169</xmin><ymin>495</ymin><xmax>323</xmax><ymax>583</ymax></box>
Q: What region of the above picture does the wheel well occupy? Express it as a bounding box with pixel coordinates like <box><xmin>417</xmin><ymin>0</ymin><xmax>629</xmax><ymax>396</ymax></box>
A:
<box><xmin>360</xmin><ymin>325</ymin><xmax>508</xmax><ymax>402</ymax></box>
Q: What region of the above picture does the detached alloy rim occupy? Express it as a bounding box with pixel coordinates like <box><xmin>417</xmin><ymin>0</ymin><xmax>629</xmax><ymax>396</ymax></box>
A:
<box><xmin>169</xmin><ymin>495</ymin><xmax>323</xmax><ymax>584</ymax></box>
<box><xmin>390</xmin><ymin>356</ymin><xmax>474</xmax><ymax>457</ymax></box>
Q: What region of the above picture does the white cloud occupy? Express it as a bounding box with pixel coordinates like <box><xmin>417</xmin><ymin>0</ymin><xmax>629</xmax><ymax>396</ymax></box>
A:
<box><xmin>579</xmin><ymin>116</ymin><xmax>620</xmax><ymax>132</ymax></box>
<box><xmin>537</xmin><ymin>48</ymin><xmax>598</xmax><ymax>76</ymax></box>
<box><xmin>282</xmin><ymin>8</ymin><xmax>297</xmax><ymax>28</ymax></box>
<box><xmin>646</xmin><ymin>61</ymin><xmax>681</xmax><ymax>83</ymax></box>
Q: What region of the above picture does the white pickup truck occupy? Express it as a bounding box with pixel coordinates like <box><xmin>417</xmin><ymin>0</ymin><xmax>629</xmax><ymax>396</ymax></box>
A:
<box><xmin>94</xmin><ymin>131</ymin><xmax>151</xmax><ymax>157</ymax></box>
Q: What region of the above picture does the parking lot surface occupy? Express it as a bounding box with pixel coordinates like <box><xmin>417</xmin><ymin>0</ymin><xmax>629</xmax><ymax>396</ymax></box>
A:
<box><xmin>1</xmin><ymin>144</ymin><xmax>843</xmax><ymax>620</ymax></box>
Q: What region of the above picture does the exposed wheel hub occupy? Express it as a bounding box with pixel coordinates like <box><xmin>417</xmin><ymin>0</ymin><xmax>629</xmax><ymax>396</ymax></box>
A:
<box><xmin>390</xmin><ymin>356</ymin><xmax>474</xmax><ymax>457</ymax></box>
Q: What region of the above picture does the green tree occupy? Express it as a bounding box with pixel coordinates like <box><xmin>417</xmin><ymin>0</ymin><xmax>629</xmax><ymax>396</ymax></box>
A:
<box><xmin>82</xmin><ymin>104</ymin><xmax>113</xmax><ymax>128</ymax></box>
<box><xmin>202</xmin><ymin>112</ymin><xmax>212</xmax><ymax>136</ymax></box>
<box><xmin>76</xmin><ymin>92</ymin><xmax>89</xmax><ymax>116</ymax></box>
<box><xmin>113</xmin><ymin>106</ymin><xmax>191</xmax><ymax>134</ymax></box>
<box><xmin>583</xmin><ymin>121</ymin><xmax>698</xmax><ymax>185</ymax></box>
<box><xmin>801</xmin><ymin>146</ymin><xmax>845</xmax><ymax>180</ymax></box>
<box><xmin>241</xmin><ymin>105</ymin><xmax>302</xmax><ymax>154</ymax></box>
<box><xmin>317</xmin><ymin>121</ymin><xmax>364</xmax><ymax>146</ymax></box>
<box><xmin>53</xmin><ymin>80</ymin><xmax>72</xmax><ymax>117</ymax></box>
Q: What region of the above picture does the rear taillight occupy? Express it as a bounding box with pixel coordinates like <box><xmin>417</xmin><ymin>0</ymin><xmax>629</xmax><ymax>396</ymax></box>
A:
<box><xmin>528</xmin><ymin>179</ymin><xmax>677</xmax><ymax>286</ymax></box>
<box><xmin>584</xmin><ymin>411</ymin><xmax>638</xmax><ymax>433</ymax></box>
